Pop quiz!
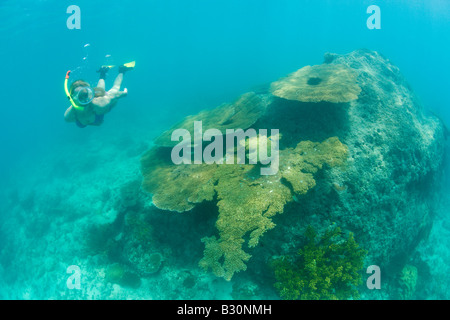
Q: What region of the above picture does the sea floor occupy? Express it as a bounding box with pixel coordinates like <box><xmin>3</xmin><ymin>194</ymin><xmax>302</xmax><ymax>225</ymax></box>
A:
<box><xmin>0</xmin><ymin>120</ymin><xmax>243</xmax><ymax>300</ymax></box>
<box><xmin>0</xmin><ymin>120</ymin><xmax>449</xmax><ymax>300</ymax></box>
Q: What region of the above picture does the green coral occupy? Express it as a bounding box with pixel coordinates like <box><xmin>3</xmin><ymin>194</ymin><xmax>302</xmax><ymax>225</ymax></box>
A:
<box><xmin>396</xmin><ymin>264</ymin><xmax>418</xmax><ymax>299</ymax></box>
<box><xmin>271</xmin><ymin>225</ymin><xmax>367</xmax><ymax>300</ymax></box>
<box><xmin>141</xmin><ymin>137</ymin><xmax>348</xmax><ymax>280</ymax></box>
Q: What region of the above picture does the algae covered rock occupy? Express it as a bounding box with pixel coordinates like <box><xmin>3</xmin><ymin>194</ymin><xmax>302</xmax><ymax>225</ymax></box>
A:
<box><xmin>321</xmin><ymin>49</ymin><xmax>446</xmax><ymax>274</ymax></box>
<box><xmin>263</xmin><ymin>49</ymin><xmax>446</xmax><ymax>286</ymax></box>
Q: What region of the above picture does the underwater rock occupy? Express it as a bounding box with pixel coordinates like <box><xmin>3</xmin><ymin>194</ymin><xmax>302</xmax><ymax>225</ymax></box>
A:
<box><xmin>264</xmin><ymin>49</ymin><xmax>446</xmax><ymax>283</ymax></box>
<box><xmin>270</xmin><ymin>64</ymin><xmax>361</xmax><ymax>103</ymax></box>
<box><xmin>326</xmin><ymin>49</ymin><xmax>445</xmax><ymax>274</ymax></box>
<box><xmin>140</xmin><ymin>49</ymin><xmax>446</xmax><ymax>286</ymax></box>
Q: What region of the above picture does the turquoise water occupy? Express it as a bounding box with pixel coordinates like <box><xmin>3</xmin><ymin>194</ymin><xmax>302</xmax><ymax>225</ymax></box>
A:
<box><xmin>0</xmin><ymin>0</ymin><xmax>449</xmax><ymax>300</ymax></box>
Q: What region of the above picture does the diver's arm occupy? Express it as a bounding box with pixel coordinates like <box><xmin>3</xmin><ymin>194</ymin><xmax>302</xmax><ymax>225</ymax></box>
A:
<box><xmin>64</xmin><ymin>106</ymin><xmax>76</xmax><ymax>122</ymax></box>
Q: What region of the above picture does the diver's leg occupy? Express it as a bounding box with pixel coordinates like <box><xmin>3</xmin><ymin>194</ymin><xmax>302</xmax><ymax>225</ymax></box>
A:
<box><xmin>110</xmin><ymin>63</ymin><xmax>133</xmax><ymax>92</ymax></box>
<box><xmin>97</xmin><ymin>78</ymin><xmax>106</xmax><ymax>90</ymax></box>
<box><xmin>111</xmin><ymin>73</ymin><xmax>124</xmax><ymax>91</ymax></box>
<box><xmin>96</xmin><ymin>66</ymin><xmax>110</xmax><ymax>89</ymax></box>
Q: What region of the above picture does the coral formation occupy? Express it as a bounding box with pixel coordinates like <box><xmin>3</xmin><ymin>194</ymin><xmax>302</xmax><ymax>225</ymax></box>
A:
<box><xmin>270</xmin><ymin>64</ymin><xmax>361</xmax><ymax>103</ymax></box>
<box><xmin>238</xmin><ymin>132</ymin><xmax>281</xmax><ymax>164</ymax></box>
<box><xmin>154</xmin><ymin>92</ymin><xmax>268</xmax><ymax>147</ymax></box>
<box><xmin>271</xmin><ymin>225</ymin><xmax>367</xmax><ymax>300</ymax></box>
<box><xmin>105</xmin><ymin>263</ymin><xmax>141</xmax><ymax>289</ymax></box>
<box><xmin>139</xmin><ymin>49</ymin><xmax>446</xmax><ymax>291</ymax></box>
<box><xmin>279</xmin><ymin>137</ymin><xmax>348</xmax><ymax>195</ymax></box>
<box><xmin>121</xmin><ymin>212</ymin><xmax>167</xmax><ymax>275</ymax></box>
<box><xmin>140</xmin><ymin>147</ymin><xmax>217</xmax><ymax>212</ymax></box>
<box><xmin>396</xmin><ymin>264</ymin><xmax>418</xmax><ymax>299</ymax></box>
<box><xmin>231</xmin><ymin>281</ymin><xmax>261</xmax><ymax>300</ymax></box>
<box><xmin>141</xmin><ymin>137</ymin><xmax>348</xmax><ymax>280</ymax></box>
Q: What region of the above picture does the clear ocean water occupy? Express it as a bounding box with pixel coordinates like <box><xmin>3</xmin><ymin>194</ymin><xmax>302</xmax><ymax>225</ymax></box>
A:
<box><xmin>0</xmin><ymin>0</ymin><xmax>449</xmax><ymax>300</ymax></box>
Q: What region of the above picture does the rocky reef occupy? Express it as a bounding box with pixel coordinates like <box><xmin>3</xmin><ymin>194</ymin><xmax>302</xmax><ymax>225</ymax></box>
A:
<box><xmin>138</xmin><ymin>49</ymin><xmax>446</xmax><ymax>297</ymax></box>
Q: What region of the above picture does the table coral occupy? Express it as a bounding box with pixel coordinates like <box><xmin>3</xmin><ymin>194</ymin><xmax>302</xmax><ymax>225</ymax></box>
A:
<box><xmin>141</xmin><ymin>136</ymin><xmax>348</xmax><ymax>280</ymax></box>
<box><xmin>140</xmin><ymin>147</ymin><xmax>218</xmax><ymax>212</ymax></box>
<box><xmin>154</xmin><ymin>92</ymin><xmax>268</xmax><ymax>147</ymax></box>
<box><xmin>270</xmin><ymin>64</ymin><xmax>361</xmax><ymax>103</ymax></box>
<box><xmin>279</xmin><ymin>137</ymin><xmax>348</xmax><ymax>195</ymax></box>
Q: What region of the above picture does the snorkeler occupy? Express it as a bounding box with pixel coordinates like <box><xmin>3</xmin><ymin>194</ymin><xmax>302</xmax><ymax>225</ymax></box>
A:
<box><xmin>64</xmin><ymin>61</ymin><xmax>135</xmax><ymax>128</ymax></box>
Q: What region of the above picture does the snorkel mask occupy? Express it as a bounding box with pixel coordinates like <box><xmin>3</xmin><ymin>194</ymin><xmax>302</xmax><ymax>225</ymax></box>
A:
<box><xmin>64</xmin><ymin>70</ymin><xmax>94</xmax><ymax>110</ymax></box>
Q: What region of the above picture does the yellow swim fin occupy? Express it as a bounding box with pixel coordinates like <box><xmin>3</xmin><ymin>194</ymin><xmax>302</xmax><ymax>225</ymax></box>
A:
<box><xmin>123</xmin><ymin>61</ymin><xmax>135</xmax><ymax>68</ymax></box>
<box><xmin>118</xmin><ymin>61</ymin><xmax>135</xmax><ymax>74</ymax></box>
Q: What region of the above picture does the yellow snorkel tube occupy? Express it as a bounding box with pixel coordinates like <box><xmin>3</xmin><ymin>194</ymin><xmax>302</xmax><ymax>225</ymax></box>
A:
<box><xmin>64</xmin><ymin>70</ymin><xmax>84</xmax><ymax>111</ymax></box>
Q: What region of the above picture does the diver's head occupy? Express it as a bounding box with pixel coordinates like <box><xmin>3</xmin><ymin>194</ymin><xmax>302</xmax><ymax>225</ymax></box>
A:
<box><xmin>70</xmin><ymin>80</ymin><xmax>94</xmax><ymax>106</ymax></box>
